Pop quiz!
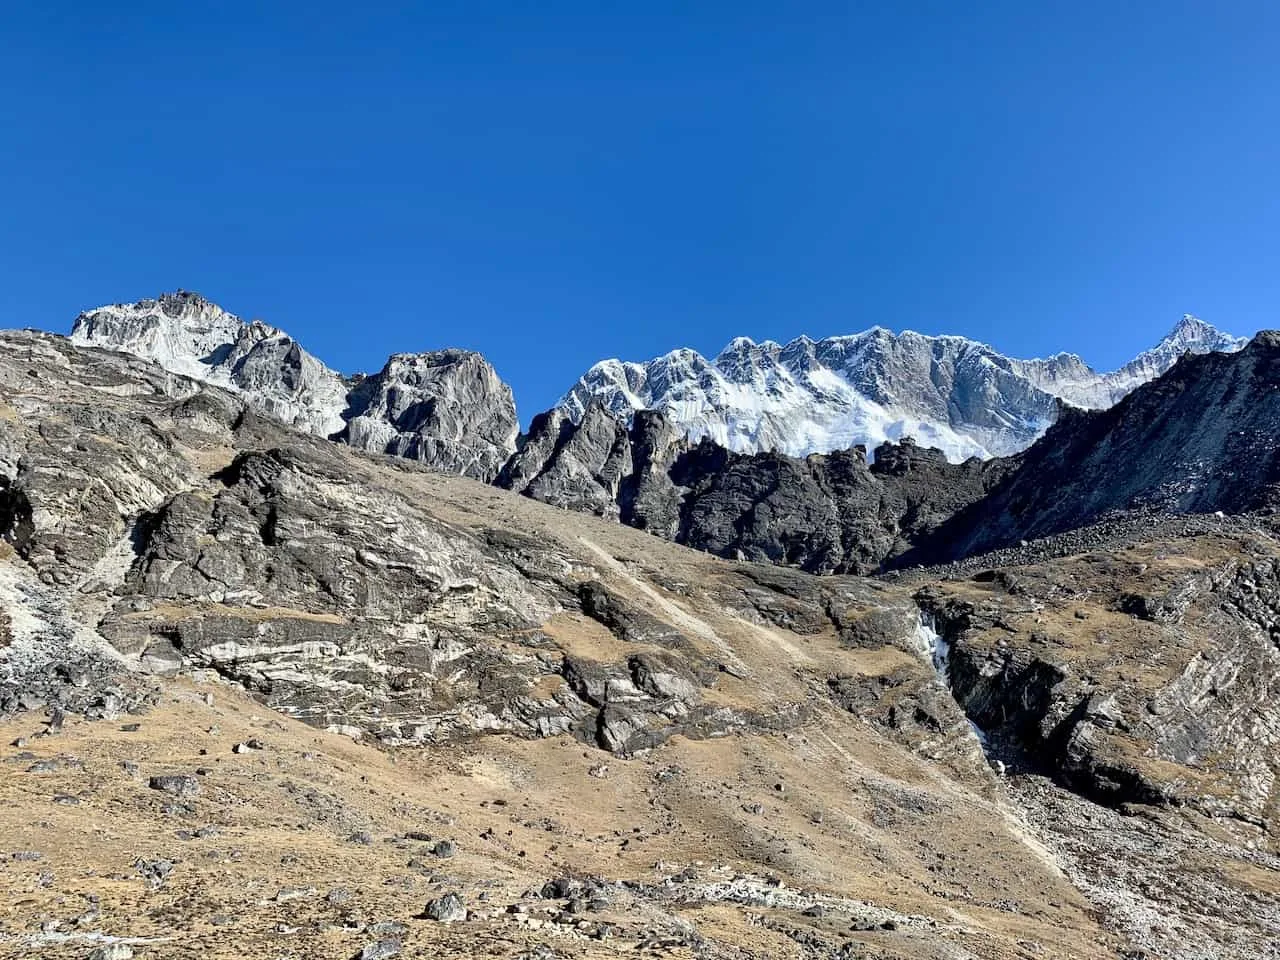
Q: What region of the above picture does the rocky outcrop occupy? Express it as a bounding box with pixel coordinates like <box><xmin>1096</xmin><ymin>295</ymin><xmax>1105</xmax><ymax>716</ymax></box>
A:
<box><xmin>341</xmin><ymin>351</ymin><xmax>519</xmax><ymax>482</ymax></box>
<box><xmin>498</xmin><ymin>406</ymin><xmax>1011</xmax><ymax>574</ymax></box>
<box><xmin>70</xmin><ymin>292</ymin><xmax>519</xmax><ymax>481</ymax></box>
<box><xmin>497</xmin><ymin>400</ymin><xmax>636</xmax><ymax>517</ymax></box>
<box><xmin>918</xmin><ymin>540</ymin><xmax>1280</xmax><ymax>824</ymax></box>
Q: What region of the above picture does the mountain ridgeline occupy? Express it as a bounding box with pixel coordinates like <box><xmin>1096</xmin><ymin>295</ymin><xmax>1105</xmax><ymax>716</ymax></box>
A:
<box><xmin>71</xmin><ymin>292</ymin><xmax>519</xmax><ymax>481</ymax></box>
<box><xmin>556</xmin><ymin>315</ymin><xmax>1244</xmax><ymax>460</ymax></box>
<box><xmin>67</xmin><ymin>291</ymin><xmax>1273</xmax><ymax>573</ymax></box>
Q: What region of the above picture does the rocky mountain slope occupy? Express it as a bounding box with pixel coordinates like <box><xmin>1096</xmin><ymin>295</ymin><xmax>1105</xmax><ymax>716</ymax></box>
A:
<box><xmin>0</xmin><ymin>328</ymin><xmax>1276</xmax><ymax>958</ymax></box>
<box><xmin>70</xmin><ymin>292</ymin><xmax>517</xmax><ymax>481</ymax></box>
<box><xmin>503</xmin><ymin>328</ymin><xmax>1280</xmax><ymax>579</ymax></box>
<box><xmin>496</xmin><ymin>400</ymin><xmax>1014</xmax><ymax>574</ymax></box>
<box><xmin>556</xmin><ymin>315</ymin><xmax>1245</xmax><ymax>462</ymax></box>
<box><xmin>899</xmin><ymin>330</ymin><xmax>1280</xmax><ymax>566</ymax></box>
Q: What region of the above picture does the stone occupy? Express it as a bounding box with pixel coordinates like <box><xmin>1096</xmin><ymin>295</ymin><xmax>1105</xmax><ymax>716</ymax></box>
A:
<box><xmin>356</xmin><ymin>940</ymin><xmax>402</xmax><ymax>960</ymax></box>
<box><xmin>134</xmin><ymin>857</ymin><xmax>174</xmax><ymax>890</ymax></box>
<box><xmin>421</xmin><ymin>891</ymin><xmax>466</xmax><ymax>923</ymax></box>
<box><xmin>148</xmin><ymin>774</ymin><xmax>200</xmax><ymax>798</ymax></box>
<box><xmin>275</xmin><ymin>886</ymin><xmax>316</xmax><ymax>902</ymax></box>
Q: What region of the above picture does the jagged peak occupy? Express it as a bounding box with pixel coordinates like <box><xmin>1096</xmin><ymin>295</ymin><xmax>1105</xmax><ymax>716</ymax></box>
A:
<box><xmin>1155</xmin><ymin>313</ymin><xmax>1242</xmax><ymax>350</ymax></box>
<box><xmin>382</xmin><ymin>347</ymin><xmax>491</xmax><ymax>367</ymax></box>
<box><xmin>1164</xmin><ymin>313</ymin><xmax>1218</xmax><ymax>342</ymax></box>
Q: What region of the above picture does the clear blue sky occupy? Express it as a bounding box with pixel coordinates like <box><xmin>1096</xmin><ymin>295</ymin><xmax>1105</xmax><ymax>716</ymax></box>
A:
<box><xmin>3</xmin><ymin>2</ymin><xmax>1277</xmax><ymax>418</ymax></box>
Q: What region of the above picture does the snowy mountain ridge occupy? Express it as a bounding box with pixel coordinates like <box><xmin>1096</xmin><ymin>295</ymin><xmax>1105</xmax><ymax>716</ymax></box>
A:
<box><xmin>556</xmin><ymin>315</ymin><xmax>1247</xmax><ymax>462</ymax></box>
<box><xmin>68</xmin><ymin>292</ymin><xmax>1247</xmax><ymax>469</ymax></box>
<box><xmin>69</xmin><ymin>291</ymin><xmax>519</xmax><ymax>480</ymax></box>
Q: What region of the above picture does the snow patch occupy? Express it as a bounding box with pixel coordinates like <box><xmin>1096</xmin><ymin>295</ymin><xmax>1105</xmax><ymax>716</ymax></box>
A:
<box><xmin>912</xmin><ymin>612</ymin><xmax>989</xmax><ymax>749</ymax></box>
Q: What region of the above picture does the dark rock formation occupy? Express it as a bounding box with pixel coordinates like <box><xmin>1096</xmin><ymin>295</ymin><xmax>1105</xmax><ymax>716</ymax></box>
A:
<box><xmin>918</xmin><ymin>541</ymin><xmax>1280</xmax><ymax>824</ymax></box>
<box><xmin>498</xmin><ymin>406</ymin><xmax>1011</xmax><ymax>574</ymax></box>
<box><xmin>497</xmin><ymin>400</ymin><xmax>635</xmax><ymax>518</ymax></box>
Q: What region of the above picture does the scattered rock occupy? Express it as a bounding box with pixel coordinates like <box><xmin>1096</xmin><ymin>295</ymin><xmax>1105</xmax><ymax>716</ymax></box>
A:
<box><xmin>134</xmin><ymin>857</ymin><xmax>175</xmax><ymax>890</ymax></box>
<box><xmin>148</xmin><ymin>774</ymin><xmax>200</xmax><ymax>798</ymax></box>
<box><xmin>356</xmin><ymin>940</ymin><xmax>401</xmax><ymax>960</ymax></box>
<box><xmin>275</xmin><ymin>886</ymin><xmax>316</xmax><ymax>902</ymax></box>
<box><xmin>421</xmin><ymin>892</ymin><xmax>466</xmax><ymax>923</ymax></box>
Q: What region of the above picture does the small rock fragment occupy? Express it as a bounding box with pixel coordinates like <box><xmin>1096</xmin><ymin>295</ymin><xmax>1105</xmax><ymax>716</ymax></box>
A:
<box><xmin>275</xmin><ymin>886</ymin><xmax>316</xmax><ymax>902</ymax></box>
<box><xmin>134</xmin><ymin>857</ymin><xmax>175</xmax><ymax>890</ymax></box>
<box><xmin>356</xmin><ymin>940</ymin><xmax>401</xmax><ymax>960</ymax></box>
<box><xmin>149</xmin><ymin>774</ymin><xmax>200</xmax><ymax>798</ymax></box>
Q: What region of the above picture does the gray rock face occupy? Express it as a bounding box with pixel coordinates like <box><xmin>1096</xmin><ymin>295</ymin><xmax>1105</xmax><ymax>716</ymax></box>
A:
<box><xmin>919</xmin><ymin>539</ymin><xmax>1280</xmax><ymax>826</ymax></box>
<box><xmin>498</xmin><ymin>399</ymin><xmax>637</xmax><ymax>519</ymax></box>
<box><xmin>69</xmin><ymin>292</ymin><xmax>519</xmax><ymax>480</ymax></box>
<box><xmin>498</xmin><ymin>406</ymin><xmax>1010</xmax><ymax>574</ymax></box>
<box><xmin>342</xmin><ymin>350</ymin><xmax>519</xmax><ymax>482</ymax></box>
<box><xmin>556</xmin><ymin>316</ymin><xmax>1246</xmax><ymax>463</ymax></box>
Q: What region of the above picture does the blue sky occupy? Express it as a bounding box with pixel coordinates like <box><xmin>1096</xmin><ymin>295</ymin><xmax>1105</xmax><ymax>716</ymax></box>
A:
<box><xmin>3</xmin><ymin>2</ymin><xmax>1278</xmax><ymax>418</ymax></box>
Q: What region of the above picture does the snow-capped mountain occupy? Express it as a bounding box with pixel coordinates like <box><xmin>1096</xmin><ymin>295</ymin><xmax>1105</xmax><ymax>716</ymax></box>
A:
<box><xmin>71</xmin><ymin>291</ymin><xmax>350</xmax><ymax>436</ymax></box>
<box><xmin>69</xmin><ymin>292</ymin><xmax>519</xmax><ymax>480</ymax></box>
<box><xmin>555</xmin><ymin>316</ymin><xmax>1248</xmax><ymax>462</ymax></box>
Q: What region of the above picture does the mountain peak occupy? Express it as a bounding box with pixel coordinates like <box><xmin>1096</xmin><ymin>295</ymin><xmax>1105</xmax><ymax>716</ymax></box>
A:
<box><xmin>66</xmin><ymin>292</ymin><xmax>520</xmax><ymax>482</ymax></box>
<box><xmin>1156</xmin><ymin>314</ymin><xmax>1243</xmax><ymax>353</ymax></box>
<box><xmin>1166</xmin><ymin>313</ymin><xmax>1214</xmax><ymax>341</ymax></box>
